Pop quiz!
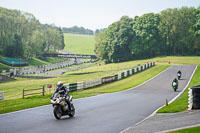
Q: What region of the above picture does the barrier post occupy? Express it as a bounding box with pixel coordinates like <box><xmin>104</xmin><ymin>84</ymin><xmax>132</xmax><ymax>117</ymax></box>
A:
<box><xmin>121</xmin><ymin>72</ymin><xmax>124</xmax><ymax>79</ymax></box>
<box><xmin>23</xmin><ymin>89</ymin><xmax>24</xmax><ymax>99</ymax></box>
<box><xmin>0</xmin><ymin>92</ymin><xmax>4</xmax><ymax>101</ymax></box>
<box><xmin>114</xmin><ymin>74</ymin><xmax>118</xmax><ymax>81</ymax></box>
<box><xmin>42</xmin><ymin>86</ymin><xmax>45</xmax><ymax>96</ymax></box>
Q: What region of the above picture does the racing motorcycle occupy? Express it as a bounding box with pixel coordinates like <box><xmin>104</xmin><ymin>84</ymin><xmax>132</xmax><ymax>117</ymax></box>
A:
<box><xmin>51</xmin><ymin>90</ymin><xmax>75</xmax><ymax>119</ymax></box>
<box><xmin>172</xmin><ymin>81</ymin><xmax>178</xmax><ymax>92</ymax></box>
<box><xmin>177</xmin><ymin>72</ymin><xmax>181</xmax><ymax>80</ymax></box>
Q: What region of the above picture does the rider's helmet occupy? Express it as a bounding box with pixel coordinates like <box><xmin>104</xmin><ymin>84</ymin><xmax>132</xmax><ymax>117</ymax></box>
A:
<box><xmin>57</xmin><ymin>81</ymin><xmax>63</xmax><ymax>88</ymax></box>
<box><xmin>173</xmin><ymin>77</ymin><xmax>177</xmax><ymax>82</ymax></box>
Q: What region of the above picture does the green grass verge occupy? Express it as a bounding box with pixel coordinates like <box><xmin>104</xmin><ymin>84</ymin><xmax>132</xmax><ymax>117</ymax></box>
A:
<box><xmin>157</xmin><ymin>66</ymin><xmax>200</xmax><ymax>113</ymax></box>
<box><xmin>154</xmin><ymin>56</ymin><xmax>200</xmax><ymax>65</ymax></box>
<box><xmin>170</xmin><ymin>126</ymin><xmax>200</xmax><ymax>133</ymax></box>
<box><xmin>70</xmin><ymin>65</ymin><xmax>168</xmax><ymax>94</ymax></box>
<box><xmin>64</xmin><ymin>33</ymin><xmax>95</xmax><ymax>55</ymax></box>
<box><xmin>0</xmin><ymin>62</ymin><xmax>11</xmax><ymax>71</ymax></box>
<box><xmin>0</xmin><ymin>60</ymin><xmax>152</xmax><ymax>100</ymax></box>
<box><xmin>0</xmin><ymin>65</ymin><xmax>168</xmax><ymax>114</ymax></box>
<box><xmin>28</xmin><ymin>57</ymin><xmax>49</xmax><ymax>66</ymax></box>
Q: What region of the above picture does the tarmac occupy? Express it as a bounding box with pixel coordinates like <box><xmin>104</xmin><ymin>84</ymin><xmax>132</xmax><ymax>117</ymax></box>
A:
<box><xmin>121</xmin><ymin>110</ymin><xmax>200</xmax><ymax>133</ymax></box>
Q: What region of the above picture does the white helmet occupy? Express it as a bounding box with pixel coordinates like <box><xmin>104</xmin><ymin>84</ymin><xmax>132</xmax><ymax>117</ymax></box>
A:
<box><xmin>57</xmin><ymin>81</ymin><xmax>63</xmax><ymax>88</ymax></box>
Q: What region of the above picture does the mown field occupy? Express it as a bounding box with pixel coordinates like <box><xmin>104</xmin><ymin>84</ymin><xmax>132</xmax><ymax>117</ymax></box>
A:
<box><xmin>0</xmin><ymin>59</ymin><xmax>156</xmax><ymax>100</ymax></box>
<box><xmin>64</xmin><ymin>33</ymin><xmax>95</xmax><ymax>55</ymax></box>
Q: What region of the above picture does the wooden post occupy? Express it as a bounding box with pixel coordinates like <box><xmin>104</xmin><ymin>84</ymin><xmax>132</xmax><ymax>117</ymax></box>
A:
<box><xmin>165</xmin><ymin>99</ymin><xmax>168</xmax><ymax>106</ymax></box>
<box><xmin>23</xmin><ymin>89</ymin><xmax>24</xmax><ymax>99</ymax></box>
<box><xmin>42</xmin><ymin>86</ymin><xmax>44</xmax><ymax>96</ymax></box>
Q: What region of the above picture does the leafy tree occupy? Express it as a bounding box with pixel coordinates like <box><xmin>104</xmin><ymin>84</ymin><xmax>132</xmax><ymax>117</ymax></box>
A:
<box><xmin>62</xmin><ymin>26</ymin><xmax>94</xmax><ymax>35</ymax></box>
<box><xmin>95</xmin><ymin>16</ymin><xmax>134</xmax><ymax>63</ymax></box>
<box><xmin>131</xmin><ymin>13</ymin><xmax>162</xmax><ymax>58</ymax></box>
<box><xmin>0</xmin><ymin>7</ymin><xmax>65</xmax><ymax>60</ymax></box>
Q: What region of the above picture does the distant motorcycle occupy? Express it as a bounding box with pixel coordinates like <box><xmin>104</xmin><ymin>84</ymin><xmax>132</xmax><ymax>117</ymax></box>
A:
<box><xmin>51</xmin><ymin>90</ymin><xmax>75</xmax><ymax>119</ymax></box>
<box><xmin>172</xmin><ymin>81</ymin><xmax>178</xmax><ymax>92</ymax></box>
<box><xmin>177</xmin><ymin>73</ymin><xmax>181</xmax><ymax>80</ymax></box>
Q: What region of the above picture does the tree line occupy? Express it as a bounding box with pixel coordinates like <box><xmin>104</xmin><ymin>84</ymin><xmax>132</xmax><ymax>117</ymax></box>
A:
<box><xmin>0</xmin><ymin>7</ymin><xmax>65</xmax><ymax>60</ymax></box>
<box><xmin>95</xmin><ymin>6</ymin><xmax>200</xmax><ymax>63</ymax></box>
<box><xmin>62</xmin><ymin>26</ymin><xmax>94</xmax><ymax>35</ymax></box>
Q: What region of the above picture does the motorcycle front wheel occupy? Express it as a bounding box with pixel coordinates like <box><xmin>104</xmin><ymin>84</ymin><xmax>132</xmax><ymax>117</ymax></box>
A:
<box><xmin>54</xmin><ymin>106</ymin><xmax>62</xmax><ymax>120</ymax></box>
<box><xmin>69</xmin><ymin>104</ymin><xmax>75</xmax><ymax>117</ymax></box>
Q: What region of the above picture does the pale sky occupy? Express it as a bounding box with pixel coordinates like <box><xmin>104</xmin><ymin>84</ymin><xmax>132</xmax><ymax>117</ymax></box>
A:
<box><xmin>0</xmin><ymin>0</ymin><xmax>199</xmax><ymax>31</ymax></box>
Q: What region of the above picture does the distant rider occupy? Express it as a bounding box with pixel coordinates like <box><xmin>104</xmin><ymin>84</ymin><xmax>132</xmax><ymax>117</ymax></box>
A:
<box><xmin>51</xmin><ymin>81</ymin><xmax>71</xmax><ymax>110</ymax></box>
<box><xmin>177</xmin><ymin>70</ymin><xmax>182</xmax><ymax>76</ymax></box>
<box><xmin>172</xmin><ymin>77</ymin><xmax>178</xmax><ymax>86</ymax></box>
<box><xmin>177</xmin><ymin>70</ymin><xmax>181</xmax><ymax>75</ymax></box>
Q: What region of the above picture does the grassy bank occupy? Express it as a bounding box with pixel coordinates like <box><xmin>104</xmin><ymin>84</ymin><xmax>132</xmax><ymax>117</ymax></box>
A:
<box><xmin>157</xmin><ymin>66</ymin><xmax>200</xmax><ymax>113</ymax></box>
<box><xmin>0</xmin><ymin>64</ymin><xmax>168</xmax><ymax>114</ymax></box>
<box><xmin>64</xmin><ymin>33</ymin><xmax>95</xmax><ymax>55</ymax></box>
<box><xmin>154</xmin><ymin>56</ymin><xmax>200</xmax><ymax>65</ymax></box>
<box><xmin>170</xmin><ymin>126</ymin><xmax>200</xmax><ymax>133</ymax></box>
<box><xmin>0</xmin><ymin>60</ymin><xmax>153</xmax><ymax>100</ymax></box>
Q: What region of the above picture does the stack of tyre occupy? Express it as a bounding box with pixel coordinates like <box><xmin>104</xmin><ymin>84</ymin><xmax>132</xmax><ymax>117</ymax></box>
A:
<box><xmin>191</xmin><ymin>86</ymin><xmax>200</xmax><ymax>109</ymax></box>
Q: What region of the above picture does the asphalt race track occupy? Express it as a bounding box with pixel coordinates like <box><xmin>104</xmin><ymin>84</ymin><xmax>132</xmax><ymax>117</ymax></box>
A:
<box><xmin>0</xmin><ymin>65</ymin><xmax>196</xmax><ymax>133</ymax></box>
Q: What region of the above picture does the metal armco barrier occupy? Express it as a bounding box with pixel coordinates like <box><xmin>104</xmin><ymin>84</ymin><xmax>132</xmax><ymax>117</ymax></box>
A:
<box><xmin>77</xmin><ymin>82</ymin><xmax>84</xmax><ymax>90</ymax></box>
<box><xmin>0</xmin><ymin>92</ymin><xmax>4</xmax><ymax>100</ymax></box>
<box><xmin>114</xmin><ymin>74</ymin><xmax>118</xmax><ymax>81</ymax></box>
<box><xmin>102</xmin><ymin>76</ymin><xmax>114</xmax><ymax>84</ymax></box>
<box><xmin>118</xmin><ymin>73</ymin><xmax>121</xmax><ymax>80</ymax></box>
<box><xmin>26</xmin><ymin>61</ymin><xmax>155</xmax><ymax>98</ymax></box>
<box><xmin>83</xmin><ymin>78</ymin><xmax>102</xmax><ymax>89</ymax></box>
<box><xmin>121</xmin><ymin>72</ymin><xmax>125</xmax><ymax>79</ymax></box>
<box><xmin>188</xmin><ymin>85</ymin><xmax>200</xmax><ymax>110</ymax></box>
<box><xmin>129</xmin><ymin>69</ymin><xmax>132</xmax><ymax>75</ymax></box>
<box><xmin>69</xmin><ymin>83</ymin><xmax>78</xmax><ymax>92</ymax></box>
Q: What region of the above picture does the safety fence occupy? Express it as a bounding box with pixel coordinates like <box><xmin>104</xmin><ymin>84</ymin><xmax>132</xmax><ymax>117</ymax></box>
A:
<box><xmin>22</xmin><ymin>62</ymin><xmax>155</xmax><ymax>98</ymax></box>
<box><xmin>22</xmin><ymin>84</ymin><xmax>56</xmax><ymax>98</ymax></box>
<box><xmin>0</xmin><ymin>92</ymin><xmax>4</xmax><ymax>100</ymax></box>
<box><xmin>0</xmin><ymin>59</ymin><xmax>81</xmax><ymax>76</ymax></box>
<box><xmin>63</xmin><ymin>61</ymin><xmax>155</xmax><ymax>92</ymax></box>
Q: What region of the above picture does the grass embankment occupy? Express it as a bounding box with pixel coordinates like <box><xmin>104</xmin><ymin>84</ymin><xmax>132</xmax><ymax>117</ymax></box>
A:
<box><xmin>170</xmin><ymin>126</ymin><xmax>200</xmax><ymax>133</ymax></box>
<box><xmin>0</xmin><ymin>59</ymin><xmax>154</xmax><ymax>100</ymax></box>
<box><xmin>0</xmin><ymin>64</ymin><xmax>168</xmax><ymax>114</ymax></box>
<box><xmin>0</xmin><ymin>56</ymin><xmax>66</xmax><ymax>71</ymax></box>
<box><xmin>64</xmin><ymin>33</ymin><xmax>95</xmax><ymax>55</ymax></box>
<box><xmin>154</xmin><ymin>56</ymin><xmax>200</xmax><ymax>65</ymax></box>
<box><xmin>0</xmin><ymin>62</ymin><xmax>11</xmax><ymax>71</ymax></box>
<box><xmin>28</xmin><ymin>57</ymin><xmax>66</xmax><ymax>66</ymax></box>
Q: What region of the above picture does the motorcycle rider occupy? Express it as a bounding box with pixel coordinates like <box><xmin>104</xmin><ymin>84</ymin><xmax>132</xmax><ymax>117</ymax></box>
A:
<box><xmin>51</xmin><ymin>81</ymin><xmax>71</xmax><ymax>110</ymax></box>
<box><xmin>177</xmin><ymin>70</ymin><xmax>182</xmax><ymax>75</ymax></box>
<box><xmin>172</xmin><ymin>77</ymin><xmax>178</xmax><ymax>87</ymax></box>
